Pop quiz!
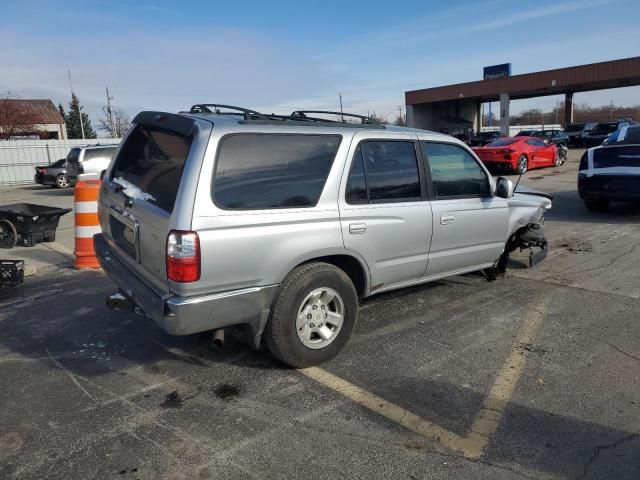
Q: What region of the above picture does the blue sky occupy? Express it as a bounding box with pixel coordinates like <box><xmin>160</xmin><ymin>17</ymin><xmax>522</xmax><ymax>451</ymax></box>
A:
<box><xmin>2</xmin><ymin>0</ymin><xmax>640</xmax><ymax>127</ymax></box>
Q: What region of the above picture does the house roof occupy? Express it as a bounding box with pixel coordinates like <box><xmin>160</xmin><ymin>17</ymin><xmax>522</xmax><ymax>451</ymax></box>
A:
<box><xmin>1</xmin><ymin>99</ymin><xmax>64</xmax><ymax>125</ymax></box>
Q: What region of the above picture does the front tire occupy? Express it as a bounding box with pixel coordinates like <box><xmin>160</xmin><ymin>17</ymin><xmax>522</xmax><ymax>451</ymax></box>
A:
<box><xmin>265</xmin><ymin>262</ymin><xmax>358</xmax><ymax>368</ymax></box>
<box><xmin>585</xmin><ymin>198</ymin><xmax>609</xmax><ymax>212</ymax></box>
<box><xmin>515</xmin><ymin>154</ymin><xmax>528</xmax><ymax>174</ymax></box>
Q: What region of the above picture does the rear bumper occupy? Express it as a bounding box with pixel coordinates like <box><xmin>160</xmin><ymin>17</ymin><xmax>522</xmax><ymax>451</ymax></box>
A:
<box><xmin>95</xmin><ymin>234</ymin><xmax>278</xmax><ymax>338</ymax></box>
<box><xmin>480</xmin><ymin>159</ymin><xmax>515</xmax><ymax>171</ymax></box>
<box><xmin>578</xmin><ymin>175</ymin><xmax>640</xmax><ymax>202</ymax></box>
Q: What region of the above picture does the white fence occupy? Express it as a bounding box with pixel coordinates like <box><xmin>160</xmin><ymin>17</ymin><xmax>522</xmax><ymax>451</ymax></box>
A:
<box><xmin>0</xmin><ymin>139</ymin><xmax>121</xmax><ymax>186</ymax></box>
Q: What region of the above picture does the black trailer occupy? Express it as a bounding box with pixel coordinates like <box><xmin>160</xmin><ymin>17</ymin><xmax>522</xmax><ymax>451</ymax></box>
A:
<box><xmin>0</xmin><ymin>203</ymin><xmax>71</xmax><ymax>249</ymax></box>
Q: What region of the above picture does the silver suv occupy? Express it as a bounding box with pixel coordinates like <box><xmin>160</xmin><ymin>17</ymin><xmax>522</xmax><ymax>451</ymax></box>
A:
<box><xmin>66</xmin><ymin>144</ymin><xmax>118</xmax><ymax>183</ymax></box>
<box><xmin>95</xmin><ymin>105</ymin><xmax>552</xmax><ymax>367</ymax></box>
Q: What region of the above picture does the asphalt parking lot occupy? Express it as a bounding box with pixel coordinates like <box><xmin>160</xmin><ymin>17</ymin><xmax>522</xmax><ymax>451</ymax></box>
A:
<box><xmin>1</xmin><ymin>149</ymin><xmax>639</xmax><ymax>479</ymax></box>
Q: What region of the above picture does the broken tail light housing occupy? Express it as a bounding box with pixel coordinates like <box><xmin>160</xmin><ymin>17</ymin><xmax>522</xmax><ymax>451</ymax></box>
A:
<box><xmin>167</xmin><ymin>230</ymin><xmax>200</xmax><ymax>282</ymax></box>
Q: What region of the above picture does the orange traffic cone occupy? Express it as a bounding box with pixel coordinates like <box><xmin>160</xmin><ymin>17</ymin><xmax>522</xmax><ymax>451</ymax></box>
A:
<box><xmin>74</xmin><ymin>179</ymin><xmax>102</xmax><ymax>269</ymax></box>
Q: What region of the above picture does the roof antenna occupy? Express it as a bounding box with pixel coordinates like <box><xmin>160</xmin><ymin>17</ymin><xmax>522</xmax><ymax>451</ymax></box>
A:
<box><xmin>339</xmin><ymin>93</ymin><xmax>344</xmax><ymax>123</ymax></box>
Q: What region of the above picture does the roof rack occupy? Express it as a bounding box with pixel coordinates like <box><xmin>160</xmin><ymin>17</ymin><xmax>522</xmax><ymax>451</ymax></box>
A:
<box><xmin>186</xmin><ymin>104</ymin><xmax>385</xmax><ymax>129</ymax></box>
<box><xmin>290</xmin><ymin>110</ymin><xmax>376</xmax><ymax>124</ymax></box>
<box><xmin>189</xmin><ymin>104</ymin><xmax>269</xmax><ymax>121</ymax></box>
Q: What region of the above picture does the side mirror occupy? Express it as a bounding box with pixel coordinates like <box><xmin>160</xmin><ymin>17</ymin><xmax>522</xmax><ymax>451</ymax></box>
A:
<box><xmin>496</xmin><ymin>177</ymin><xmax>515</xmax><ymax>198</ymax></box>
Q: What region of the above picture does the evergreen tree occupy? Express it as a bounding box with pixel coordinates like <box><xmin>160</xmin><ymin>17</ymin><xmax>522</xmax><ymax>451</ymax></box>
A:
<box><xmin>65</xmin><ymin>93</ymin><xmax>96</xmax><ymax>139</ymax></box>
<box><xmin>58</xmin><ymin>103</ymin><xmax>65</xmax><ymax>120</ymax></box>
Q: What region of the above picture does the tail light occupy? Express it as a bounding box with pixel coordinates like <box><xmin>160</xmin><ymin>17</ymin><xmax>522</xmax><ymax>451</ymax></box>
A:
<box><xmin>167</xmin><ymin>230</ymin><xmax>200</xmax><ymax>282</ymax></box>
<box><xmin>497</xmin><ymin>148</ymin><xmax>515</xmax><ymax>159</ymax></box>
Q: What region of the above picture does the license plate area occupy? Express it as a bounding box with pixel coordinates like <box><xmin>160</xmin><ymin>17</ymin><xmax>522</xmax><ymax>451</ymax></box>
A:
<box><xmin>109</xmin><ymin>207</ymin><xmax>139</xmax><ymax>261</ymax></box>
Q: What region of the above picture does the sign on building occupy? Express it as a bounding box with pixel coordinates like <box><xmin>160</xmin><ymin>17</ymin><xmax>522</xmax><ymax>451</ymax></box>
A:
<box><xmin>483</xmin><ymin>63</ymin><xmax>511</xmax><ymax>80</ymax></box>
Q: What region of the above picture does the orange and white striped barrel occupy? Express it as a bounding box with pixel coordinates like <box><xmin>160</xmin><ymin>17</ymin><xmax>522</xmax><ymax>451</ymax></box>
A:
<box><xmin>74</xmin><ymin>179</ymin><xmax>102</xmax><ymax>269</ymax></box>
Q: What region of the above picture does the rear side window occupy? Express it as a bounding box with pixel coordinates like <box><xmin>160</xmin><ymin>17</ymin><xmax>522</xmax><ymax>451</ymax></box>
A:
<box><xmin>111</xmin><ymin>125</ymin><xmax>192</xmax><ymax>213</ymax></box>
<box><xmin>214</xmin><ymin>134</ymin><xmax>341</xmax><ymax>210</ymax></box>
<box><xmin>422</xmin><ymin>142</ymin><xmax>489</xmax><ymax>198</ymax></box>
<box><xmin>345</xmin><ymin>141</ymin><xmax>421</xmax><ymax>204</ymax></box>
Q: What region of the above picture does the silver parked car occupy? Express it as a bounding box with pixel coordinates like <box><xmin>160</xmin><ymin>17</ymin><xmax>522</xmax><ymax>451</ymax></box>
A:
<box><xmin>95</xmin><ymin>105</ymin><xmax>552</xmax><ymax>367</ymax></box>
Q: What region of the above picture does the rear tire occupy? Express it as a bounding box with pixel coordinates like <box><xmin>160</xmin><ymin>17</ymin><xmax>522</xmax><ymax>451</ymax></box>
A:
<box><xmin>585</xmin><ymin>198</ymin><xmax>609</xmax><ymax>212</ymax></box>
<box><xmin>265</xmin><ymin>262</ymin><xmax>358</xmax><ymax>368</ymax></box>
<box><xmin>55</xmin><ymin>174</ymin><xmax>70</xmax><ymax>189</ymax></box>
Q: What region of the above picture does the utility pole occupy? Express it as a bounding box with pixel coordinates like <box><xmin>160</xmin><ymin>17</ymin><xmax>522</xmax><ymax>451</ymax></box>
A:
<box><xmin>339</xmin><ymin>93</ymin><xmax>344</xmax><ymax>122</ymax></box>
<box><xmin>67</xmin><ymin>70</ymin><xmax>85</xmax><ymax>140</ymax></box>
<box><xmin>397</xmin><ymin>105</ymin><xmax>404</xmax><ymax>125</ymax></box>
<box><xmin>555</xmin><ymin>100</ymin><xmax>559</xmax><ymax>125</ymax></box>
<box><xmin>610</xmin><ymin>100</ymin><xmax>613</xmax><ymax>121</ymax></box>
<box><xmin>105</xmin><ymin>87</ymin><xmax>115</xmax><ymax>137</ymax></box>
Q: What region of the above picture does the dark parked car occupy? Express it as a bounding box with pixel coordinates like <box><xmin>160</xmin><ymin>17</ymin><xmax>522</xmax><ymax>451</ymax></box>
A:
<box><xmin>515</xmin><ymin>130</ymin><xmax>534</xmax><ymax>137</ymax></box>
<box><xmin>563</xmin><ymin>122</ymin><xmax>597</xmax><ymax>146</ymax></box>
<box><xmin>469</xmin><ymin>131</ymin><xmax>501</xmax><ymax>146</ymax></box>
<box><xmin>578</xmin><ymin>142</ymin><xmax>640</xmax><ymax>211</ymax></box>
<box><xmin>582</xmin><ymin>120</ymin><xmax>635</xmax><ymax>147</ymax></box>
<box><xmin>532</xmin><ymin>129</ymin><xmax>569</xmax><ymax>146</ymax></box>
<box><xmin>34</xmin><ymin>159</ymin><xmax>70</xmax><ymax>188</ymax></box>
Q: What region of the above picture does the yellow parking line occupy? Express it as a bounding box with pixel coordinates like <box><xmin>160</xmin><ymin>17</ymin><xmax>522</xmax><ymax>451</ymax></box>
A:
<box><xmin>300</xmin><ymin>294</ymin><xmax>552</xmax><ymax>460</ymax></box>
<box><xmin>463</xmin><ymin>296</ymin><xmax>551</xmax><ymax>459</ymax></box>
<box><xmin>300</xmin><ymin>367</ymin><xmax>468</xmax><ymax>454</ymax></box>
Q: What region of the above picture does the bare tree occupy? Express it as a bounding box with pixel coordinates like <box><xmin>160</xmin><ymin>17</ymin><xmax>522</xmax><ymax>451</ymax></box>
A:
<box><xmin>0</xmin><ymin>93</ymin><xmax>41</xmax><ymax>140</ymax></box>
<box><xmin>98</xmin><ymin>107</ymin><xmax>130</xmax><ymax>138</ymax></box>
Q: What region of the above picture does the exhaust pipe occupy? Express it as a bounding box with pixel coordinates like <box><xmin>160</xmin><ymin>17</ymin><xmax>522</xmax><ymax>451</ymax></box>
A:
<box><xmin>212</xmin><ymin>329</ymin><xmax>225</xmax><ymax>347</ymax></box>
<box><xmin>106</xmin><ymin>292</ymin><xmax>135</xmax><ymax>312</ymax></box>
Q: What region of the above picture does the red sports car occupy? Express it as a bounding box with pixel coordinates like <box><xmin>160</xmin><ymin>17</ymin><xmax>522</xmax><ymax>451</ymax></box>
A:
<box><xmin>472</xmin><ymin>136</ymin><xmax>559</xmax><ymax>174</ymax></box>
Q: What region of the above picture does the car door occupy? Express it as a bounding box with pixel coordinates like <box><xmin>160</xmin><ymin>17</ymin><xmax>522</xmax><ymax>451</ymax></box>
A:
<box><xmin>525</xmin><ymin>138</ymin><xmax>551</xmax><ymax>166</ymax></box>
<box><xmin>421</xmin><ymin>141</ymin><xmax>509</xmax><ymax>277</ymax></box>
<box><xmin>339</xmin><ymin>133</ymin><xmax>432</xmax><ymax>290</ymax></box>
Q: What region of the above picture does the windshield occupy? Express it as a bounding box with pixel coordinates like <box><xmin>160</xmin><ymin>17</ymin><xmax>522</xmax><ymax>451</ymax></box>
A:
<box><xmin>486</xmin><ymin>138</ymin><xmax>516</xmax><ymax>147</ymax></box>
<box><xmin>593</xmin><ymin>146</ymin><xmax>640</xmax><ymax>168</ymax></box>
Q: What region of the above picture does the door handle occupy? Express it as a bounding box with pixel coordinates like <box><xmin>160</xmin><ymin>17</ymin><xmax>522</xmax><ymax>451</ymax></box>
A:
<box><xmin>349</xmin><ymin>223</ymin><xmax>367</xmax><ymax>234</ymax></box>
<box><xmin>440</xmin><ymin>215</ymin><xmax>455</xmax><ymax>225</ymax></box>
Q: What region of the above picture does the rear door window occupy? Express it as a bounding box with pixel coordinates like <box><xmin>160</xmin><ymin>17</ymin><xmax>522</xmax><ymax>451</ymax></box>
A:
<box><xmin>213</xmin><ymin>134</ymin><xmax>341</xmax><ymax>209</ymax></box>
<box><xmin>111</xmin><ymin>125</ymin><xmax>193</xmax><ymax>213</ymax></box>
<box><xmin>345</xmin><ymin>141</ymin><xmax>421</xmax><ymax>204</ymax></box>
<box><xmin>422</xmin><ymin>142</ymin><xmax>490</xmax><ymax>198</ymax></box>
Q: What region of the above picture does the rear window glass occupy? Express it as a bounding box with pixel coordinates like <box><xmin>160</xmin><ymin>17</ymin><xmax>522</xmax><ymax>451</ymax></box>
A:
<box><xmin>214</xmin><ymin>134</ymin><xmax>341</xmax><ymax>210</ymax></box>
<box><xmin>487</xmin><ymin>138</ymin><xmax>516</xmax><ymax>147</ymax></box>
<box><xmin>564</xmin><ymin>124</ymin><xmax>584</xmax><ymax>132</ymax></box>
<box><xmin>84</xmin><ymin>147</ymin><xmax>116</xmax><ymax>162</ymax></box>
<box><xmin>593</xmin><ymin>147</ymin><xmax>640</xmax><ymax>169</ymax></box>
<box><xmin>111</xmin><ymin>125</ymin><xmax>192</xmax><ymax>213</ymax></box>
